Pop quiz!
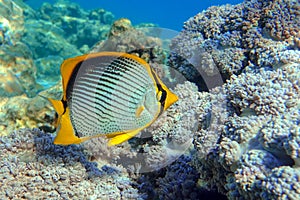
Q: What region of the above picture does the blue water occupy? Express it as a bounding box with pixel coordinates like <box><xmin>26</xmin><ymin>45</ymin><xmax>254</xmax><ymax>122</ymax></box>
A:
<box><xmin>25</xmin><ymin>0</ymin><xmax>243</xmax><ymax>30</ymax></box>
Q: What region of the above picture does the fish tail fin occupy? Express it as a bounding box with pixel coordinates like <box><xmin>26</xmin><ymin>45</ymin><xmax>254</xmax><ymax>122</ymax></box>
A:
<box><xmin>54</xmin><ymin>108</ymin><xmax>83</xmax><ymax>145</ymax></box>
<box><xmin>108</xmin><ymin>129</ymin><xmax>141</xmax><ymax>146</ymax></box>
<box><xmin>48</xmin><ymin>98</ymin><xmax>65</xmax><ymax>115</ymax></box>
<box><xmin>164</xmin><ymin>90</ymin><xmax>178</xmax><ymax>110</ymax></box>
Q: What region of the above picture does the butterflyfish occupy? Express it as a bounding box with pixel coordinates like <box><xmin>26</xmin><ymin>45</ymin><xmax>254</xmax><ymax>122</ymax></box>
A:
<box><xmin>49</xmin><ymin>52</ymin><xmax>178</xmax><ymax>146</ymax></box>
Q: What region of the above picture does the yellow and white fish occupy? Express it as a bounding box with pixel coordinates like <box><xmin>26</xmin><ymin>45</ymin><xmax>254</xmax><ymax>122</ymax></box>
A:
<box><xmin>49</xmin><ymin>52</ymin><xmax>178</xmax><ymax>146</ymax></box>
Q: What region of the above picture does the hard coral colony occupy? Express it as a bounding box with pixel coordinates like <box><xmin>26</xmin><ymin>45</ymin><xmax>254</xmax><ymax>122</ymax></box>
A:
<box><xmin>0</xmin><ymin>0</ymin><xmax>299</xmax><ymax>200</ymax></box>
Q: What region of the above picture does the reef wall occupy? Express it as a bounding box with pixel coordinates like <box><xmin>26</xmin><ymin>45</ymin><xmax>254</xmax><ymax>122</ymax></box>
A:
<box><xmin>169</xmin><ymin>0</ymin><xmax>300</xmax><ymax>199</ymax></box>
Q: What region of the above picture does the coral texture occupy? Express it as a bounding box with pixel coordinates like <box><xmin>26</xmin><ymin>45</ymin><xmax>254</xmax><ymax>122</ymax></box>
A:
<box><xmin>169</xmin><ymin>0</ymin><xmax>300</xmax><ymax>88</ymax></box>
<box><xmin>137</xmin><ymin>155</ymin><xmax>227</xmax><ymax>200</ymax></box>
<box><xmin>191</xmin><ymin>63</ymin><xmax>300</xmax><ymax>199</ymax></box>
<box><xmin>170</xmin><ymin>0</ymin><xmax>300</xmax><ymax>199</ymax></box>
<box><xmin>20</xmin><ymin>1</ymin><xmax>115</xmax><ymax>88</ymax></box>
<box><xmin>0</xmin><ymin>0</ymin><xmax>40</xmax><ymax>97</ymax></box>
<box><xmin>1</xmin><ymin>0</ymin><xmax>300</xmax><ymax>199</ymax></box>
<box><xmin>0</xmin><ymin>129</ymin><xmax>142</xmax><ymax>199</ymax></box>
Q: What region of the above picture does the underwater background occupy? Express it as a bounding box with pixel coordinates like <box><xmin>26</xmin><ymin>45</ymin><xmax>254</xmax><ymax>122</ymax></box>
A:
<box><xmin>24</xmin><ymin>0</ymin><xmax>243</xmax><ymax>30</ymax></box>
<box><xmin>0</xmin><ymin>0</ymin><xmax>300</xmax><ymax>199</ymax></box>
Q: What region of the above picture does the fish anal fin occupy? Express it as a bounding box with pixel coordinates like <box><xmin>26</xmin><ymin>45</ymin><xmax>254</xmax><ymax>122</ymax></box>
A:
<box><xmin>108</xmin><ymin>129</ymin><xmax>141</xmax><ymax>146</ymax></box>
<box><xmin>53</xmin><ymin>108</ymin><xmax>82</xmax><ymax>145</ymax></box>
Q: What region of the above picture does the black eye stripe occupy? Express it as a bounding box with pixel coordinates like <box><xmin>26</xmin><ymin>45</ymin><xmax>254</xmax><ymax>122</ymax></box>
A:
<box><xmin>62</xmin><ymin>99</ymin><xmax>68</xmax><ymax>114</ymax></box>
<box><xmin>150</xmin><ymin>68</ymin><xmax>166</xmax><ymax>111</ymax></box>
<box><xmin>159</xmin><ymin>90</ymin><xmax>167</xmax><ymax>105</ymax></box>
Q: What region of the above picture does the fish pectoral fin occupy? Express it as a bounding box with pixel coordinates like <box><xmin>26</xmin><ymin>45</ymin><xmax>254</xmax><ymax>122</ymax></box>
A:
<box><xmin>108</xmin><ymin>129</ymin><xmax>141</xmax><ymax>146</ymax></box>
<box><xmin>53</xmin><ymin>108</ymin><xmax>82</xmax><ymax>145</ymax></box>
<box><xmin>135</xmin><ymin>105</ymin><xmax>145</xmax><ymax>118</ymax></box>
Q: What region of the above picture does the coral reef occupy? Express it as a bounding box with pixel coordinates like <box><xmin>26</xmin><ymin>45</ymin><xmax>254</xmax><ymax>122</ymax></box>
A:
<box><xmin>0</xmin><ymin>95</ymin><xmax>55</xmax><ymax>136</ymax></box>
<box><xmin>137</xmin><ymin>155</ymin><xmax>227</xmax><ymax>200</ymax></box>
<box><xmin>0</xmin><ymin>0</ymin><xmax>41</xmax><ymax>97</ymax></box>
<box><xmin>34</xmin><ymin>55</ymin><xmax>64</xmax><ymax>87</ymax></box>
<box><xmin>227</xmin><ymin>63</ymin><xmax>299</xmax><ymax>116</ymax></box>
<box><xmin>0</xmin><ymin>80</ymin><xmax>222</xmax><ymax>199</ymax></box>
<box><xmin>25</xmin><ymin>1</ymin><xmax>114</xmax><ymax>52</ymax></box>
<box><xmin>1</xmin><ymin>0</ymin><xmax>299</xmax><ymax>199</ymax></box>
<box><xmin>91</xmin><ymin>18</ymin><xmax>166</xmax><ymax>67</ymax></box>
<box><xmin>0</xmin><ymin>129</ymin><xmax>142</xmax><ymax>199</ymax></box>
<box><xmin>0</xmin><ymin>0</ymin><xmax>24</xmax><ymax>45</ymax></box>
<box><xmin>0</xmin><ymin>0</ymin><xmax>47</xmax><ymax>136</ymax></box>
<box><xmin>169</xmin><ymin>0</ymin><xmax>300</xmax><ymax>199</ymax></box>
<box><xmin>191</xmin><ymin>63</ymin><xmax>300</xmax><ymax>199</ymax></box>
<box><xmin>262</xmin><ymin>166</ymin><xmax>300</xmax><ymax>200</ymax></box>
<box><xmin>169</xmin><ymin>0</ymin><xmax>300</xmax><ymax>89</ymax></box>
<box><xmin>22</xmin><ymin>18</ymin><xmax>80</xmax><ymax>59</ymax></box>
<box><xmin>19</xmin><ymin>1</ymin><xmax>115</xmax><ymax>88</ymax></box>
<box><xmin>78</xmin><ymin>81</ymin><xmax>226</xmax><ymax>199</ymax></box>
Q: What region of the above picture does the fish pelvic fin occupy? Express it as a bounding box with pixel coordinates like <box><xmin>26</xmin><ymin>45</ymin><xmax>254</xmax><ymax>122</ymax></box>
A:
<box><xmin>135</xmin><ymin>105</ymin><xmax>145</xmax><ymax>118</ymax></box>
<box><xmin>53</xmin><ymin>108</ymin><xmax>83</xmax><ymax>145</ymax></box>
<box><xmin>108</xmin><ymin>129</ymin><xmax>141</xmax><ymax>146</ymax></box>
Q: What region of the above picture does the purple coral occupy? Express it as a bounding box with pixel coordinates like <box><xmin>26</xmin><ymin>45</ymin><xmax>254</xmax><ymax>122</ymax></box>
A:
<box><xmin>138</xmin><ymin>155</ymin><xmax>227</xmax><ymax>200</ymax></box>
<box><xmin>170</xmin><ymin>0</ymin><xmax>300</xmax><ymax>199</ymax></box>
<box><xmin>0</xmin><ymin>129</ymin><xmax>142</xmax><ymax>199</ymax></box>
<box><xmin>169</xmin><ymin>0</ymin><xmax>300</xmax><ymax>89</ymax></box>
<box><xmin>226</xmin><ymin>63</ymin><xmax>299</xmax><ymax>116</ymax></box>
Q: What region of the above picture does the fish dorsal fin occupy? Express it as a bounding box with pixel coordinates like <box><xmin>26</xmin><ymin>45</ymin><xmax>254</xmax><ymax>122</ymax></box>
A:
<box><xmin>60</xmin><ymin>52</ymin><xmax>144</xmax><ymax>101</ymax></box>
<box><xmin>60</xmin><ymin>54</ymin><xmax>88</xmax><ymax>101</ymax></box>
